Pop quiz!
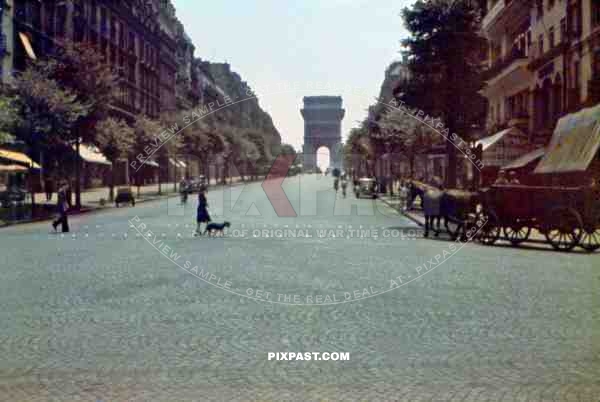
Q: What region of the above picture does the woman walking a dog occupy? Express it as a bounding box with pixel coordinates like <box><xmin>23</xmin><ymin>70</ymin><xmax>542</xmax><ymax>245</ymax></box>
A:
<box><xmin>194</xmin><ymin>185</ymin><xmax>211</xmax><ymax>236</ymax></box>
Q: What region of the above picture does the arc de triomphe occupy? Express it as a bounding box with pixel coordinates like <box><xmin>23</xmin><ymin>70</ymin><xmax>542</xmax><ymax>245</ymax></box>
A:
<box><xmin>301</xmin><ymin>96</ymin><xmax>345</xmax><ymax>171</ymax></box>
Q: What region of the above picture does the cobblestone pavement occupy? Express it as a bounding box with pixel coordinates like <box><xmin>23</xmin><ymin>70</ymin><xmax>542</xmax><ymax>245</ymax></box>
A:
<box><xmin>1</xmin><ymin>174</ymin><xmax>599</xmax><ymax>401</ymax></box>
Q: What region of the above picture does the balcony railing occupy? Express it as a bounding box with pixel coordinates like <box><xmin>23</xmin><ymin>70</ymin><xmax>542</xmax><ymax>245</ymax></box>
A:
<box><xmin>483</xmin><ymin>46</ymin><xmax>527</xmax><ymax>81</ymax></box>
<box><xmin>482</xmin><ymin>0</ymin><xmax>531</xmax><ymax>32</ymax></box>
<box><xmin>528</xmin><ymin>39</ymin><xmax>567</xmax><ymax>70</ymax></box>
<box><xmin>482</xmin><ymin>0</ymin><xmax>506</xmax><ymax>31</ymax></box>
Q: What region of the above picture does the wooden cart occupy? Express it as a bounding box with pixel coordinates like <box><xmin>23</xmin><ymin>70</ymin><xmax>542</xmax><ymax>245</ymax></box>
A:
<box><xmin>476</xmin><ymin>184</ymin><xmax>600</xmax><ymax>251</ymax></box>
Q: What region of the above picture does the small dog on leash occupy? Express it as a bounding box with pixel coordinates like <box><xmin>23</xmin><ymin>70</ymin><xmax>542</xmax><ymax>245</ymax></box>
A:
<box><xmin>203</xmin><ymin>221</ymin><xmax>231</xmax><ymax>236</ymax></box>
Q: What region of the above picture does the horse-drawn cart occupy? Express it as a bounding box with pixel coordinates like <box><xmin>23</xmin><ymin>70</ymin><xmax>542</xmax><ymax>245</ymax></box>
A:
<box><xmin>476</xmin><ymin>104</ymin><xmax>600</xmax><ymax>251</ymax></box>
<box><xmin>477</xmin><ymin>184</ymin><xmax>600</xmax><ymax>251</ymax></box>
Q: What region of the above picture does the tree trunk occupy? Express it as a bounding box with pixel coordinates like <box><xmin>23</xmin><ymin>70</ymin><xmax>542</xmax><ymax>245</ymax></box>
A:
<box><xmin>75</xmin><ymin>139</ymin><xmax>82</xmax><ymax>209</ymax></box>
<box><xmin>29</xmin><ymin>164</ymin><xmax>36</xmax><ymax>217</ymax></box>
<box><xmin>125</xmin><ymin>159</ymin><xmax>130</xmax><ymax>186</ymax></box>
<box><xmin>157</xmin><ymin>159</ymin><xmax>162</xmax><ymax>195</ymax></box>
<box><xmin>109</xmin><ymin>163</ymin><xmax>115</xmax><ymax>202</ymax></box>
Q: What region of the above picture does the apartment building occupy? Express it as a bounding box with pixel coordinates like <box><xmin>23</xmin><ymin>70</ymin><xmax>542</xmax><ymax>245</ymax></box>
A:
<box><xmin>482</xmin><ymin>0</ymin><xmax>600</xmax><ymax>147</ymax></box>
<box><xmin>9</xmin><ymin>0</ymin><xmax>179</xmax><ymax>119</ymax></box>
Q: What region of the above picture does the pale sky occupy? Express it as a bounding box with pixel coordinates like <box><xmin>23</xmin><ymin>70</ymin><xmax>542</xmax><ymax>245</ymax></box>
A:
<box><xmin>172</xmin><ymin>0</ymin><xmax>414</xmax><ymax>152</ymax></box>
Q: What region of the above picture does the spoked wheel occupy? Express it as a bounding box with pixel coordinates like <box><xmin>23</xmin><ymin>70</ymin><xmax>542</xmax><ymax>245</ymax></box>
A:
<box><xmin>476</xmin><ymin>208</ymin><xmax>501</xmax><ymax>245</ymax></box>
<box><xmin>445</xmin><ymin>216</ymin><xmax>464</xmax><ymax>240</ymax></box>
<box><xmin>503</xmin><ymin>223</ymin><xmax>531</xmax><ymax>246</ymax></box>
<box><xmin>579</xmin><ymin>221</ymin><xmax>600</xmax><ymax>252</ymax></box>
<box><xmin>544</xmin><ymin>207</ymin><xmax>583</xmax><ymax>252</ymax></box>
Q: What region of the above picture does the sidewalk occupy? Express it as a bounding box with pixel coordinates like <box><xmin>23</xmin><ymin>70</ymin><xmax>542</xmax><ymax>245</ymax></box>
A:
<box><xmin>1</xmin><ymin>177</ymin><xmax>254</xmax><ymax>228</ymax></box>
<box><xmin>378</xmin><ymin>194</ymin><xmax>548</xmax><ymax>244</ymax></box>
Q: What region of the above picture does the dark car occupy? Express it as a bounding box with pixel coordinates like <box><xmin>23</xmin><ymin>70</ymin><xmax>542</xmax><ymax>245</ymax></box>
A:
<box><xmin>0</xmin><ymin>187</ymin><xmax>27</xmax><ymax>208</ymax></box>
<box><xmin>189</xmin><ymin>176</ymin><xmax>207</xmax><ymax>192</ymax></box>
<box><xmin>115</xmin><ymin>187</ymin><xmax>135</xmax><ymax>207</ymax></box>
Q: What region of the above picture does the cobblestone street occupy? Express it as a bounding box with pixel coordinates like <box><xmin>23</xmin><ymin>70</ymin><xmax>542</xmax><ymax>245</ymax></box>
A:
<box><xmin>1</xmin><ymin>174</ymin><xmax>599</xmax><ymax>401</ymax></box>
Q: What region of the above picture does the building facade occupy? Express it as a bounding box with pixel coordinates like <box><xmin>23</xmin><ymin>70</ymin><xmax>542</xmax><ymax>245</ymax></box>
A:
<box><xmin>482</xmin><ymin>0</ymin><xmax>600</xmax><ymax>147</ymax></box>
<box><xmin>9</xmin><ymin>0</ymin><xmax>179</xmax><ymax>119</ymax></box>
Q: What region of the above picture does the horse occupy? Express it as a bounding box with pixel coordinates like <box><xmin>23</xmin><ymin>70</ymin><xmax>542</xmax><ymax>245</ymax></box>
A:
<box><xmin>407</xmin><ymin>180</ymin><xmax>436</xmax><ymax>210</ymax></box>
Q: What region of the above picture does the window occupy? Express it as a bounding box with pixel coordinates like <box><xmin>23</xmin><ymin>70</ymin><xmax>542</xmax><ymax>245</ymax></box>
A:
<box><xmin>44</xmin><ymin>4</ymin><xmax>55</xmax><ymax>37</ymax></box>
<box><xmin>536</xmin><ymin>0</ymin><xmax>543</xmax><ymax>21</ymax></box>
<box><xmin>560</xmin><ymin>18</ymin><xmax>566</xmax><ymax>44</ymax></box>
<box><xmin>593</xmin><ymin>2</ymin><xmax>600</xmax><ymax>27</ymax></box>
<box><xmin>549</xmin><ymin>26</ymin><xmax>555</xmax><ymax>48</ymax></box>
<box><xmin>538</xmin><ymin>34</ymin><xmax>544</xmax><ymax>56</ymax></box>
<box><xmin>100</xmin><ymin>8</ymin><xmax>108</xmax><ymax>37</ymax></box>
<box><xmin>128</xmin><ymin>60</ymin><xmax>136</xmax><ymax>83</ymax></box>
<box><xmin>56</xmin><ymin>4</ymin><xmax>68</xmax><ymax>38</ymax></box>
<box><xmin>129</xmin><ymin>31</ymin><xmax>135</xmax><ymax>53</ymax></box>
<box><xmin>548</xmin><ymin>0</ymin><xmax>554</xmax><ymax>10</ymax></box>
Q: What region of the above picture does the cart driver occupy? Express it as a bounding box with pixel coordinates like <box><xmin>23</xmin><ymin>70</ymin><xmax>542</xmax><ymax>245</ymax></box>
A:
<box><xmin>494</xmin><ymin>170</ymin><xmax>509</xmax><ymax>185</ymax></box>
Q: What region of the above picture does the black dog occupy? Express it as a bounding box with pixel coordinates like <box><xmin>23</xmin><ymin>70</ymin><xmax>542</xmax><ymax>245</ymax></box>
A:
<box><xmin>203</xmin><ymin>221</ymin><xmax>231</xmax><ymax>236</ymax></box>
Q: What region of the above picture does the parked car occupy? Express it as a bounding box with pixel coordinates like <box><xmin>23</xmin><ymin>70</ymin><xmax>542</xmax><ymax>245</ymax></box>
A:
<box><xmin>0</xmin><ymin>187</ymin><xmax>27</xmax><ymax>208</ymax></box>
<box><xmin>115</xmin><ymin>187</ymin><xmax>135</xmax><ymax>207</ymax></box>
<box><xmin>355</xmin><ymin>177</ymin><xmax>377</xmax><ymax>199</ymax></box>
<box><xmin>189</xmin><ymin>176</ymin><xmax>207</xmax><ymax>192</ymax></box>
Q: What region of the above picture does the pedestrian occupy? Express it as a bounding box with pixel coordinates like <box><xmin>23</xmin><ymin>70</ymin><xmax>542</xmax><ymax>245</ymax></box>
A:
<box><xmin>341</xmin><ymin>176</ymin><xmax>348</xmax><ymax>198</ymax></box>
<box><xmin>52</xmin><ymin>182</ymin><xmax>70</xmax><ymax>233</ymax></box>
<box><xmin>399</xmin><ymin>180</ymin><xmax>409</xmax><ymax>212</ymax></box>
<box><xmin>44</xmin><ymin>177</ymin><xmax>54</xmax><ymax>202</ymax></box>
<box><xmin>194</xmin><ymin>185</ymin><xmax>211</xmax><ymax>236</ymax></box>
<box><xmin>180</xmin><ymin>177</ymin><xmax>189</xmax><ymax>205</ymax></box>
<box><xmin>508</xmin><ymin>171</ymin><xmax>520</xmax><ymax>184</ymax></box>
<box><xmin>494</xmin><ymin>170</ymin><xmax>508</xmax><ymax>185</ymax></box>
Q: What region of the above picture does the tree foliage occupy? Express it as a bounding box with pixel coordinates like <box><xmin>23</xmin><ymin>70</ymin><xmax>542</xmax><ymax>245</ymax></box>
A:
<box><xmin>401</xmin><ymin>0</ymin><xmax>486</xmax><ymax>186</ymax></box>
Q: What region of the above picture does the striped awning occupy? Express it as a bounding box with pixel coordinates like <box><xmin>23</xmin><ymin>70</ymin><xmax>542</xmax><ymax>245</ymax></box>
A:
<box><xmin>75</xmin><ymin>144</ymin><xmax>112</xmax><ymax>166</ymax></box>
<box><xmin>0</xmin><ymin>148</ymin><xmax>41</xmax><ymax>168</ymax></box>
<box><xmin>0</xmin><ymin>164</ymin><xmax>29</xmax><ymax>173</ymax></box>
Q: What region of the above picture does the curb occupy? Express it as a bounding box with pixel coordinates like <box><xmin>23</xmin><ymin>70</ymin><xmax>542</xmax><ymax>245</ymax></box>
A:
<box><xmin>379</xmin><ymin>196</ymin><xmax>551</xmax><ymax>245</ymax></box>
<box><xmin>379</xmin><ymin>197</ymin><xmax>425</xmax><ymax>227</ymax></box>
<box><xmin>0</xmin><ymin>179</ymin><xmax>256</xmax><ymax>229</ymax></box>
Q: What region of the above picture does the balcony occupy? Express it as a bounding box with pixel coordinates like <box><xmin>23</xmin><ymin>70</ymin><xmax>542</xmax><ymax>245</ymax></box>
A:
<box><xmin>481</xmin><ymin>47</ymin><xmax>531</xmax><ymax>97</ymax></box>
<box><xmin>507</xmin><ymin>113</ymin><xmax>530</xmax><ymax>129</ymax></box>
<box><xmin>482</xmin><ymin>0</ymin><xmax>532</xmax><ymax>37</ymax></box>
<box><xmin>528</xmin><ymin>40</ymin><xmax>568</xmax><ymax>71</ymax></box>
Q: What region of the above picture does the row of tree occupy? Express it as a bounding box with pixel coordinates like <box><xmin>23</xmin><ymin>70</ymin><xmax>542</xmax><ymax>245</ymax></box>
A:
<box><xmin>0</xmin><ymin>40</ymin><xmax>296</xmax><ymax>210</ymax></box>
<box><xmin>345</xmin><ymin>0</ymin><xmax>487</xmax><ymax>188</ymax></box>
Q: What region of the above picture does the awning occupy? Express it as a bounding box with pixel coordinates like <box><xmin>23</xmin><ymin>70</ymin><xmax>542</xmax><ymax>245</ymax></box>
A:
<box><xmin>145</xmin><ymin>160</ymin><xmax>160</xmax><ymax>168</ymax></box>
<box><xmin>0</xmin><ymin>164</ymin><xmax>29</xmax><ymax>173</ymax></box>
<box><xmin>503</xmin><ymin>147</ymin><xmax>545</xmax><ymax>170</ymax></box>
<box><xmin>19</xmin><ymin>32</ymin><xmax>37</xmax><ymax>60</ymax></box>
<box><xmin>0</xmin><ymin>148</ymin><xmax>41</xmax><ymax>168</ymax></box>
<box><xmin>75</xmin><ymin>144</ymin><xmax>112</xmax><ymax>166</ymax></box>
<box><xmin>475</xmin><ymin>127</ymin><xmax>529</xmax><ymax>167</ymax></box>
<box><xmin>535</xmin><ymin>104</ymin><xmax>600</xmax><ymax>174</ymax></box>
<box><xmin>169</xmin><ymin>158</ymin><xmax>186</xmax><ymax>168</ymax></box>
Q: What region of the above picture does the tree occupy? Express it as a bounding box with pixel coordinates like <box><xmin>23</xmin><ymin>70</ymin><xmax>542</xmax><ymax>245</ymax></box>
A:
<box><xmin>343</xmin><ymin>124</ymin><xmax>372</xmax><ymax>178</ymax></box>
<box><xmin>44</xmin><ymin>41</ymin><xmax>119</xmax><ymax>208</ymax></box>
<box><xmin>131</xmin><ymin>116</ymin><xmax>162</xmax><ymax>196</ymax></box>
<box><xmin>95</xmin><ymin>118</ymin><xmax>134</xmax><ymax>201</ymax></box>
<box><xmin>401</xmin><ymin>0</ymin><xmax>486</xmax><ymax>187</ymax></box>
<box><xmin>378</xmin><ymin>106</ymin><xmax>440</xmax><ymax>178</ymax></box>
<box><xmin>0</xmin><ymin>67</ymin><xmax>90</xmax><ymax>211</ymax></box>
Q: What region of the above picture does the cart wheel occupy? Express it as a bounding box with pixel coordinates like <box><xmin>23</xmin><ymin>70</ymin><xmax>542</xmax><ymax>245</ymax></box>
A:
<box><xmin>445</xmin><ymin>217</ymin><xmax>463</xmax><ymax>240</ymax></box>
<box><xmin>579</xmin><ymin>222</ymin><xmax>600</xmax><ymax>252</ymax></box>
<box><xmin>503</xmin><ymin>224</ymin><xmax>531</xmax><ymax>245</ymax></box>
<box><xmin>544</xmin><ymin>207</ymin><xmax>583</xmax><ymax>252</ymax></box>
<box><xmin>476</xmin><ymin>208</ymin><xmax>500</xmax><ymax>245</ymax></box>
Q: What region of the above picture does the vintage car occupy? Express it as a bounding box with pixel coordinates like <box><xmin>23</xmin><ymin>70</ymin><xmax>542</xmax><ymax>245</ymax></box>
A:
<box><xmin>355</xmin><ymin>177</ymin><xmax>377</xmax><ymax>199</ymax></box>
<box><xmin>115</xmin><ymin>187</ymin><xmax>135</xmax><ymax>207</ymax></box>
<box><xmin>0</xmin><ymin>187</ymin><xmax>27</xmax><ymax>208</ymax></box>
